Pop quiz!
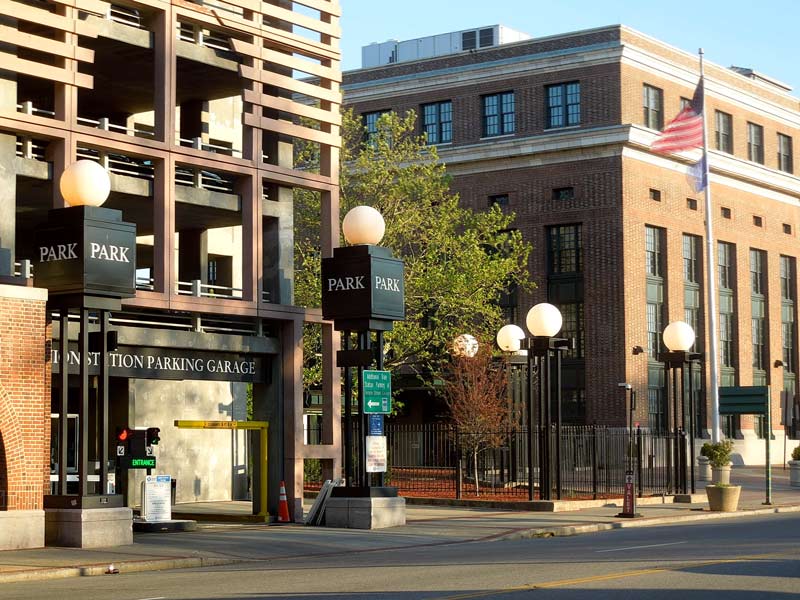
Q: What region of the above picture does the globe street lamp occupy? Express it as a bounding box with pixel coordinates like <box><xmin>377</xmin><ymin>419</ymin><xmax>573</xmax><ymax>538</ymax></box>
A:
<box><xmin>660</xmin><ymin>321</ymin><xmax>702</xmax><ymax>494</ymax></box>
<box><xmin>453</xmin><ymin>333</ymin><xmax>480</xmax><ymax>358</ymax></box>
<box><xmin>497</xmin><ymin>304</ymin><xmax>569</xmax><ymax>501</ymax></box>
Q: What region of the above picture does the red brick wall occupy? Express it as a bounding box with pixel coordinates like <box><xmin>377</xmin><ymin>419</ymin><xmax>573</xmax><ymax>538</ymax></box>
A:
<box><xmin>0</xmin><ymin>285</ymin><xmax>49</xmax><ymax>511</ymax></box>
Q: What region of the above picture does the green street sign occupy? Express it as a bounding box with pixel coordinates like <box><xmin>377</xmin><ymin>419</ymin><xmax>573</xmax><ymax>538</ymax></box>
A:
<box><xmin>363</xmin><ymin>370</ymin><xmax>391</xmax><ymax>414</ymax></box>
<box><xmin>719</xmin><ymin>386</ymin><xmax>769</xmax><ymax>415</ymax></box>
<box><xmin>119</xmin><ymin>456</ymin><xmax>156</xmax><ymax>469</ymax></box>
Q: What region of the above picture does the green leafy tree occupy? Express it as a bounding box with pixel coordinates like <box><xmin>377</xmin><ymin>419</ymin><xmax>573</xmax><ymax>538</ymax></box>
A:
<box><xmin>294</xmin><ymin>109</ymin><xmax>532</xmax><ymax>391</ymax></box>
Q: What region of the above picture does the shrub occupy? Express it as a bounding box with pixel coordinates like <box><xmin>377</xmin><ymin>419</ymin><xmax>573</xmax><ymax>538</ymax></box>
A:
<box><xmin>704</xmin><ymin>439</ymin><xmax>735</xmax><ymax>468</ymax></box>
<box><xmin>792</xmin><ymin>445</ymin><xmax>800</xmax><ymax>462</ymax></box>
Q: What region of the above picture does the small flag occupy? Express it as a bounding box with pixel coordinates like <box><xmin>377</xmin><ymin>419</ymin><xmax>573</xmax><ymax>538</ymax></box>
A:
<box><xmin>687</xmin><ymin>154</ymin><xmax>707</xmax><ymax>192</ymax></box>
<box><xmin>651</xmin><ymin>80</ymin><xmax>704</xmax><ymax>154</ymax></box>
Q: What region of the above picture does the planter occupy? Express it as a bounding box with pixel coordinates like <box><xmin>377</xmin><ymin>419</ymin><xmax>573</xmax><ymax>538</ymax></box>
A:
<box><xmin>706</xmin><ymin>485</ymin><xmax>741</xmax><ymax>512</ymax></box>
<box><xmin>697</xmin><ymin>456</ymin><xmax>711</xmax><ymax>481</ymax></box>
<box><xmin>711</xmin><ymin>465</ymin><xmax>731</xmax><ymax>484</ymax></box>
<box><xmin>790</xmin><ymin>460</ymin><xmax>800</xmax><ymax>488</ymax></box>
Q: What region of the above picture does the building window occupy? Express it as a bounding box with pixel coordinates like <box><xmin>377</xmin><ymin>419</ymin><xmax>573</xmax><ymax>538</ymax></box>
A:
<box><xmin>784</xmin><ymin>223</ymin><xmax>792</xmax><ymax>235</ymax></box>
<box><xmin>479</xmin><ymin>27</ymin><xmax>494</xmax><ymax>48</ymax></box>
<box><xmin>683</xmin><ymin>234</ymin><xmax>700</xmax><ymax>284</ymax></box>
<box><xmin>781</xmin><ymin>255</ymin><xmax>796</xmax><ymax>302</ymax></box>
<box><xmin>462</xmin><ymin>30</ymin><xmax>476</xmax><ymax>50</ymax></box>
<box><xmin>721</xmin><ymin>207</ymin><xmax>732</xmax><ymax>220</ymax></box>
<box><xmin>421</xmin><ymin>101</ymin><xmax>452</xmax><ymax>145</ymax></box>
<box><xmin>547</xmin><ymin>224</ymin><xmax>582</xmax><ymax>274</ymax></box>
<box><xmin>687</xmin><ymin>198</ymin><xmax>698</xmax><ymax>210</ymax></box>
<box><xmin>559</xmin><ymin>301</ymin><xmax>585</xmax><ymax>359</ymax></box>
<box><xmin>747</xmin><ymin>122</ymin><xmax>764</xmax><ymax>164</ymax></box>
<box><xmin>649</xmin><ymin>188</ymin><xmax>662</xmax><ymax>202</ymax></box>
<box><xmin>488</xmin><ymin>194</ymin><xmax>509</xmax><ymax>208</ymax></box>
<box><xmin>718</xmin><ymin>241</ymin><xmax>734</xmax><ymax>289</ymax></box>
<box><xmin>715</xmin><ymin>111</ymin><xmax>733</xmax><ymax>154</ymax></box>
<box><xmin>753</xmin><ymin>215</ymin><xmax>763</xmax><ymax>228</ymax></box>
<box><xmin>750</xmin><ymin>248</ymin><xmax>765</xmax><ymax>295</ymax></box>
<box><xmin>482</xmin><ymin>91</ymin><xmax>515</xmax><ymax>137</ymax></box>
<box><xmin>546</xmin><ymin>82</ymin><xmax>580</xmax><ymax>128</ymax></box>
<box><xmin>778</xmin><ymin>133</ymin><xmax>794</xmax><ymax>174</ymax></box>
<box><xmin>552</xmin><ymin>186</ymin><xmax>575</xmax><ymax>201</ymax></box>
<box><xmin>781</xmin><ymin>256</ymin><xmax>797</xmax><ymax>375</ymax></box>
<box><xmin>362</xmin><ymin>110</ymin><xmax>388</xmax><ymax>145</ymax></box>
<box><xmin>750</xmin><ymin>249</ymin><xmax>768</xmax><ymax>384</ymax></box>
<box><xmin>645</xmin><ymin>225</ymin><xmax>663</xmax><ymax>277</ymax></box>
<box><xmin>643</xmin><ymin>84</ymin><xmax>663</xmax><ymax>130</ymax></box>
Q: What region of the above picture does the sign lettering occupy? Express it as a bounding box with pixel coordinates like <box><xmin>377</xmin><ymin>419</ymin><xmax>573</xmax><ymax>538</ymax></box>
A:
<box><xmin>327</xmin><ymin>276</ymin><xmax>365</xmax><ymax>291</ymax></box>
<box><xmin>90</xmin><ymin>242</ymin><xmax>131</xmax><ymax>263</ymax></box>
<box><xmin>374</xmin><ymin>276</ymin><xmax>400</xmax><ymax>292</ymax></box>
<box><xmin>39</xmin><ymin>243</ymin><xmax>78</xmax><ymax>262</ymax></box>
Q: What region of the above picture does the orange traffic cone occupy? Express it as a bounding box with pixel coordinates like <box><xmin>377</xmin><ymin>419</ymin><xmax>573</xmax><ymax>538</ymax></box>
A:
<box><xmin>278</xmin><ymin>480</ymin><xmax>291</xmax><ymax>523</ymax></box>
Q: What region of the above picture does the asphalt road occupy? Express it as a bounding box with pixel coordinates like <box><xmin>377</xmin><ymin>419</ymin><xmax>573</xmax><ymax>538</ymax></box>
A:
<box><xmin>3</xmin><ymin>513</ymin><xmax>799</xmax><ymax>599</ymax></box>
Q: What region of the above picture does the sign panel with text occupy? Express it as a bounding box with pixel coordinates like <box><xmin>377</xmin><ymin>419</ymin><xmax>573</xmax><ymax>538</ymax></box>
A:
<box><xmin>363</xmin><ymin>370</ymin><xmax>391</xmax><ymax>414</ymax></box>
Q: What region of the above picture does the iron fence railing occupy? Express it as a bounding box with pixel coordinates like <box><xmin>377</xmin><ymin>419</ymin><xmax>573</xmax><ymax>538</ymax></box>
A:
<box><xmin>309</xmin><ymin>422</ymin><xmax>687</xmax><ymax>500</ymax></box>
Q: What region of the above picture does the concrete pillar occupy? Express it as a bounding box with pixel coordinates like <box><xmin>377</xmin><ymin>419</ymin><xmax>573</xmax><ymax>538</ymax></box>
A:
<box><xmin>0</xmin><ymin>134</ymin><xmax>16</xmax><ymax>264</ymax></box>
<box><xmin>179</xmin><ymin>99</ymin><xmax>209</xmax><ymax>146</ymax></box>
<box><xmin>177</xmin><ymin>229</ymin><xmax>208</xmax><ymax>283</ymax></box>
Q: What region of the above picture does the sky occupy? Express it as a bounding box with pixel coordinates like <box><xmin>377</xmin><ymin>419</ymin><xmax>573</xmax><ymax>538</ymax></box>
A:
<box><xmin>339</xmin><ymin>0</ymin><xmax>800</xmax><ymax>94</ymax></box>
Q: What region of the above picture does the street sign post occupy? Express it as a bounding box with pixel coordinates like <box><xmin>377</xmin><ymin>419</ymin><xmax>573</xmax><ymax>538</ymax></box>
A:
<box><xmin>362</xmin><ymin>370</ymin><xmax>391</xmax><ymax>414</ymax></box>
<box><xmin>719</xmin><ymin>386</ymin><xmax>771</xmax><ymax>505</ymax></box>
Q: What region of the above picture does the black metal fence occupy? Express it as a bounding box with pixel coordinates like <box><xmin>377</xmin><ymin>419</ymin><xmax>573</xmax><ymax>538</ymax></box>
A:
<box><xmin>380</xmin><ymin>423</ymin><xmax>686</xmax><ymax>500</ymax></box>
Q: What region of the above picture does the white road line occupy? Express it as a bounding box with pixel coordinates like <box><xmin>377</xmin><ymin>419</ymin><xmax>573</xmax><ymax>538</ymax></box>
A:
<box><xmin>137</xmin><ymin>597</ymin><xmax>166</xmax><ymax>600</ymax></box>
<box><xmin>595</xmin><ymin>541</ymin><xmax>688</xmax><ymax>553</ymax></box>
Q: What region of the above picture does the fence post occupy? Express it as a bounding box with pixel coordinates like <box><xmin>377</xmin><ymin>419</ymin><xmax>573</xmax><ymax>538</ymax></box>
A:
<box><xmin>455</xmin><ymin>426</ymin><xmax>462</xmax><ymax>500</ymax></box>
<box><xmin>591</xmin><ymin>424</ymin><xmax>598</xmax><ymax>500</ymax></box>
<box><xmin>636</xmin><ymin>426</ymin><xmax>643</xmax><ymax>498</ymax></box>
<box><xmin>679</xmin><ymin>429</ymin><xmax>688</xmax><ymax>495</ymax></box>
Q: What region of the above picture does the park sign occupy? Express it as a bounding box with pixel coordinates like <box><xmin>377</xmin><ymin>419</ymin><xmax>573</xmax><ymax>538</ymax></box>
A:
<box><xmin>321</xmin><ymin>244</ymin><xmax>404</xmax><ymax>331</ymax></box>
<box><xmin>34</xmin><ymin>206</ymin><xmax>136</xmax><ymax>299</ymax></box>
<box><xmin>719</xmin><ymin>386</ymin><xmax>769</xmax><ymax>415</ymax></box>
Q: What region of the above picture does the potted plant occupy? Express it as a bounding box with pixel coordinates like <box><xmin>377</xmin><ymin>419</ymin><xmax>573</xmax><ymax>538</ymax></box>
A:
<box><xmin>703</xmin><ymin>439</ymin><xmax>735</xmax><ymax>484</ymax></box>
<box><xmin>790</xmin><ymin>445</ymin><xmax>800</xmax><ymax>488</ymax></box>
<box><xmin>706</xmin><ymin>482</ymin><xmax>741</xmax><ymax>512</ymax></box>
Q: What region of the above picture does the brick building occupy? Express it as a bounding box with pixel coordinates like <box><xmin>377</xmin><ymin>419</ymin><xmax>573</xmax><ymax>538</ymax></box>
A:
<box><xmin>0</xmin><ymin>0</ymin><xmax>342</xmax><ymax>547</ymax></box>
<box><xmin>344</xmin><ymin>25</ymin><xmax>800</xmax><ymax>463</ymax></box>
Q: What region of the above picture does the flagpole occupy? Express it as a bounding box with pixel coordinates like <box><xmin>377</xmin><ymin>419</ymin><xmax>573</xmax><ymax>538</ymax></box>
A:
<box><xmin>699</xmin><ymin>48</ymin><xmax>722</xmax><ymax>443</ymax></box>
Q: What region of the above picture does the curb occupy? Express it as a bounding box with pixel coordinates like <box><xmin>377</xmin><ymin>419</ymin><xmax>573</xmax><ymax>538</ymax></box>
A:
<box><xmin>0</xmin><ymin>556</ymin><xmax>238</xmax><ymax>584</ymax></box>
<box><xmin>494</xmin><ymin>503</ymin><xmax>800</xmax><ymax>541</ymax></box>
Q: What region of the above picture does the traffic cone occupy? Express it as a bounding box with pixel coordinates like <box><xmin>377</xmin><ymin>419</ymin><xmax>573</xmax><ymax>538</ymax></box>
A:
<box><xmin>278</xmin><ymin>480</ymin><xmax>291</xmax><ymax>523</ymax></box>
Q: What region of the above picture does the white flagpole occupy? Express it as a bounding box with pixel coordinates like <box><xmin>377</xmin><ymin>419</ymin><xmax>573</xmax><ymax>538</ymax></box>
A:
<box><xmin>699</xmin><ymin>48</ymin><xmax>722</xmax><ymax>443</ymax></box>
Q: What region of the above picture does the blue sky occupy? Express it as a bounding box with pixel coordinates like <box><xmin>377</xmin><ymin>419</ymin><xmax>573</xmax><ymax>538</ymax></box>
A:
<box><xmin>339</xmin><ymin>0</ymin><xmax>800</xmax><ymax>94</ymax></box>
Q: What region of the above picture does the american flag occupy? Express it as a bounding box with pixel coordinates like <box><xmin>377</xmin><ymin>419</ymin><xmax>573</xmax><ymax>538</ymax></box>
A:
<box><xmin>651</xmin><ymin>80</ymin><xmax>704</xmax><ymax>153</ymax></box>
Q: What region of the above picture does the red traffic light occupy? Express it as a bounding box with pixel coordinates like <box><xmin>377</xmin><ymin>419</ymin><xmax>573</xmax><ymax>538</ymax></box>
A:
<box><xmin>116</xmin><ymin>427</ymin><xmax>134</xmax><ymax>442</ymax></box>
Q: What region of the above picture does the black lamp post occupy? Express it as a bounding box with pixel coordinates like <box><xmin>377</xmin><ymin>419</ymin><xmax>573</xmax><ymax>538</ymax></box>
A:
<box><xmin>659</xmin><ymin>321</ymin><xmax>702</xmax><ymax>495</ymax></box>
<box><xmin>497</xmin><ymin>303</ymin><xmax>568</xmax><ymax>501</ymax></box>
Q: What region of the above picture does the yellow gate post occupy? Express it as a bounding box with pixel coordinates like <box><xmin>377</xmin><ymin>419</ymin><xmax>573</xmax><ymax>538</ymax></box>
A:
<box><xmin>174</xmin><ymin>420</ymin><xmax>269</xmax><ymax>519</ymax></box>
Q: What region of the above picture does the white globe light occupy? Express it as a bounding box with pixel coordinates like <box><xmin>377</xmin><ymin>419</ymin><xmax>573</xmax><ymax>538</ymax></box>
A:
<box><xmin>526</xmin><ymin>303</ymin><xmax>563</xmax><ymax>338</ymax></box>
<box><xmin>453</xmin><ymin>334</ymin><xmax>479</xmax><ymax>358</ymax></box>
<box><xmin>342</xmin><ymin>205</ymin><xmax>385</xmax><ymax>245</ymax></box>
<box><xmin>663</xmin><ymin>321</ymin><xmax>695</xmax><ymax>352</ymax></box>
<box><xmin>496</xmin><ymin>324</ymin><xmax>525</xmax><ymax>353</ymax></box>
<box><xmin>59</xmin><ymin>160</ymin><xmax>111</xmax><ymax>207</ymax></box>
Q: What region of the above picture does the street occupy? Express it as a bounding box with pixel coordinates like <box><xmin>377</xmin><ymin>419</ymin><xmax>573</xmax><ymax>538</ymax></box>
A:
<box><xmin>2</xmin><ymin>512</ymin><xmax>798</xmax><ymax>599</ymax></box>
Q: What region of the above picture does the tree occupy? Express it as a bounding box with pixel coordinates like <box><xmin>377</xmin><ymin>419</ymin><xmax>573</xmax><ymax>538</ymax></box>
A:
<box><xmin>294</xmin><ymin>109</ymin><xmax>532</xmax><ymax>392</ymax></box>
<box><xmin>443</xmin><ymin>343</ymin><xmax>513</xmax><ymax>496</ymax></box>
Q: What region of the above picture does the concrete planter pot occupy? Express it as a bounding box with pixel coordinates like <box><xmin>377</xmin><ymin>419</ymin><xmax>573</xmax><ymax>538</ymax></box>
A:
<box><xmin>789</xmin><ymin>460</ymin><xmax>800</xmax><ymax>488</ymax></box>
<box><xmin>697</xmin><ymin>456</ymin><xmax>711</xmax><ymax>481</ymax></box>
<box><xmin>706</xmin><ymin>485</ymin><xmax>741</xmax><ymax>512</ymax></box>
<box><xmin>711</xmin><ymin>465</ymin><xmax>731</xmax><ymax>484</ymax></box>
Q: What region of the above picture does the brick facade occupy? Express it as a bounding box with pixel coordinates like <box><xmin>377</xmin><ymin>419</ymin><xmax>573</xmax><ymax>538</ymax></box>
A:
<box><xmin>0</xmin><ymin>285</ymin><xmax>49</xmax><ymax>511</ymax></box>
<box><xmin>344</xmin><ymin>24</ymin><xmax>800</xmax><ymax>437</ymax></box>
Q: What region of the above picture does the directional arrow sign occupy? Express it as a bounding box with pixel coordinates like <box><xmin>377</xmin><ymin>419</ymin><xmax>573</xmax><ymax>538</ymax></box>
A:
<box><xmin>362</xmin><ymin>370</ymin><xmax>391</xmax><ymax>414</ymax></box>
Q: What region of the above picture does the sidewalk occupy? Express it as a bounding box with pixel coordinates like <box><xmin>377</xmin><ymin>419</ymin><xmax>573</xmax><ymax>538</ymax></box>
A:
<box><xmin>0</xmin><ymin>466</ymin><xmax>796</xmax><ymax>584</ymax></box>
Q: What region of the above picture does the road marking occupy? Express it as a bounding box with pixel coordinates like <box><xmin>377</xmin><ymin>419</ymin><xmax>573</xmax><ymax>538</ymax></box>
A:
<box><xmin>595</xmin><ymin>541</ymin><xmax>688</xmax><ymax>553</ymax></box>
<box><xmin>436</xmin><ymin>549</ymin><xmax>800</xmax><ymax>600</ymax></box>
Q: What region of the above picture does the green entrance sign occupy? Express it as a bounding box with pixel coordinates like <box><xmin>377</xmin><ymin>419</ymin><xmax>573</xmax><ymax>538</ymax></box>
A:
<box><xmin>363</xmin><ymin>370</ymin><xmax>391</xmax><ymax>414</ymax></box>
<box><xmin>121</xmin><ymin>457</ymin><xmax>156</xmax><ymax>469</ymax></box>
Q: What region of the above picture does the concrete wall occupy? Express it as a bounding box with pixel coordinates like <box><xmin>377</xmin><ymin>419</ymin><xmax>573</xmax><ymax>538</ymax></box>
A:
<box><xmin>128</xmin><ymin>379</ymin><xmax>249</xmax><ymax>506</ymax></box>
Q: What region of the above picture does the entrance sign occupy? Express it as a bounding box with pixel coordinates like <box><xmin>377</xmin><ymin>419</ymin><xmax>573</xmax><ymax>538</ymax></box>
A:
<box><xmin>363</xmin><ymin>370</ymin><xmax>391</xmax><ymax>414</ymax></box>
<box><xmin>142</xmin><ymin>475</ymin><xmax>172</xmax><ymax>521</ymax></box>
<box><xmin>365</xmin><ymin>436</ymin><xmax>387</xmax><ymax>473</ymax></box>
